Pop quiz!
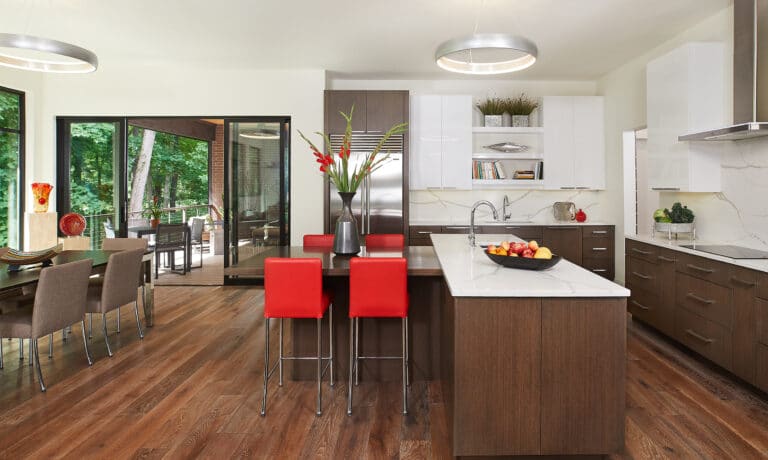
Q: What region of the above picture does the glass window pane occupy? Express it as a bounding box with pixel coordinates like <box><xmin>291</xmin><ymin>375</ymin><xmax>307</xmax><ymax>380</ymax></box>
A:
<box><xmin>0</xmin><ymin>91</ymin><xmax>20</xmax><ymax>130</ymax></box>
<box><xmin>0</xmin><ymin>131</ymin><xmax>20</xmax><ymax>247</ymax></box>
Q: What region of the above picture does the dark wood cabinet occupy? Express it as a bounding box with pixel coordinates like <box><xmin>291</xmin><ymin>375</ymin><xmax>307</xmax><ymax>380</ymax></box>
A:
<box><xmin>543</xmin><ymin>226</ymin><xmax>582</xmax><ymax>265</ymax></box>
<box><xmin>409</xmin><ymin>225</ymin><xmax>441</xmax><ymax>246</ymax></box>
<box><xmin>730</xmin><ymin>267</ymin><xmax>759</xmax><ymax>382</ymax></box>
<box><xmin>325</xmin><ymin>90</ymin><xmax>408</xmax><ymax>133</ymax></box>
<box><xmin>482</xmin><ymin>225</ymin><xmax>543</xmax><ymax>241</ymax></box>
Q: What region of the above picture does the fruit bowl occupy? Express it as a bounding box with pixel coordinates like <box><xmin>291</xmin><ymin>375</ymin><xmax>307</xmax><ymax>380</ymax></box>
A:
<box><xmin>484</xmin><ymin>251</ymin><xmax>562</xmax><ymax>270</ymax></box>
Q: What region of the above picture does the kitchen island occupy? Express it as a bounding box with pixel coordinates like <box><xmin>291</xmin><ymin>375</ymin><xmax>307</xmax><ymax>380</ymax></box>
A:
<box><xmin>432</xmin><ymin>234</ymin><xmax>629</xmax><ymax>458</ymax></box>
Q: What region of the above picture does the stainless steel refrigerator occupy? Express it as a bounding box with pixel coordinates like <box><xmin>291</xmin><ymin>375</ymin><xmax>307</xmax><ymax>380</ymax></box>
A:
<box><xmin>327</xmin><ymin>134</ymin><xmax>404</xmax><ymax>235</ymax></box>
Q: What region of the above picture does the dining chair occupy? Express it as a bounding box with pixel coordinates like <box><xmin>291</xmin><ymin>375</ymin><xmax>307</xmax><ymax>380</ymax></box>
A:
<box><xmin>0</xmin><ymin>259</ymin><xmax>94</xmax><ymax>391</ymax></box>
<box><xmin>303</xmin><ymin>234</ymin><xmax>334</xmax><ymax>248</ymax></box>
<box><xmin>85</xmin><ymin>248</ymin><xmax>145</xmax><ymax>357</ymax></box>
<box><xmin>348</xmin><ymin>257</ymin><xmax>409</xmax><ymax>415</ymax></box>
<box><xmin>262</xmin><ymin>257</ymin><xmax>334</xmax><ymax>416</ymax></box>
<box><xmin>89</xmin><ymin>238</ymin><xmax>148</xmax><ymax>338</ymax></box>
<box><xmin>154</xmin><ymin>223</ymin><xmax>188</xmax><ymax>278</ymax></box>
<box><xmin>188</xmin><ymin>217</ymin><xmax>205</xmax><ymax>268</ymax></box>
<box><xmin>364</xmin><ymin>234</ymin><xmax>405</xmax><ymax>250</ymax></box>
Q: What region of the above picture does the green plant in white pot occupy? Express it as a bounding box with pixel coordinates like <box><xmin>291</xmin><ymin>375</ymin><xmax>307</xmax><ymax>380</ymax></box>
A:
<box><xmin>476</xmin><ymin>98</ymin><xmax>505</xmax><ymax>127</ymax></box>
<box><xmin>505</xmin><ymin>94</ymin><xmax>539</xmax><ymax>127</ymax></box>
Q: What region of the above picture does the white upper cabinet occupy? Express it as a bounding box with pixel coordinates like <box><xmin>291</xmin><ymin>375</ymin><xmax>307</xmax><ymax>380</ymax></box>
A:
<box><xmin>646</xmin><ymin>42</ymin><xmax>724</xmax><ymax>192</ymax></box>
<box><xmin>543</xmin><ymin>96</ymin><xmax>605</xmax><ymax>190</ymax></box>
<box><xmin>410</xmin><ymin>95</ymin><xmax>472</xmax><ymax>190</ymax></box>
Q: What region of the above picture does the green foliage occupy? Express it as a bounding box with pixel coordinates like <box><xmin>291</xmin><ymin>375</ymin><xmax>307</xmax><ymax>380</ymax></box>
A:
<box><xmin>0</xmin><ymin>91</ymin><xmax>20</xmax><ymax>130</ymax></box>
<box><xmin>664</xmin><ymin>202</ymin><xmax>695</xmax><ymax>223</ymax></box>
<box><xmin>69</xmin><ymin>122</ymin><xmax>116</xmax><ymax>216</ymax></box>
<box><xmin>505</xmin><ymin>94</ymin><xmax>539</xmax><ymax>115</ymax></box>
<box><xmin>0</xmin><ymin>89</ymin><xmax>21</xmax><ymax>247</ymax></box>
<box><xmin>476</xmin><ymin>97</ymin><xmax>506</xmax><ymax>115</ymax></box>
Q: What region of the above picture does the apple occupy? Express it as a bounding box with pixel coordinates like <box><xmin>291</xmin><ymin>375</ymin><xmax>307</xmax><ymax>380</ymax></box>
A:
<box><xmin>528</xmin><ymin>240</ymin><xmax>539</xmax><ymax>251</ymax></box>
<box><xmin>500</xmin><ymin>241</ymin><xmax>511</xmax><ymax>251</ymax></box>
<box><xmin>512</xmin><ymin>242</ymin><xmax>527</xmax><ymax>255</ymax></box>
<box><xmin>487</xmin><ymin>244</ymin><xmax>497</xmax><ymax>253</ymax></box>
<box><xmin>521</xmin><ymin>248</ymin><xmax>534</xmax><ymax>258</ymax></box>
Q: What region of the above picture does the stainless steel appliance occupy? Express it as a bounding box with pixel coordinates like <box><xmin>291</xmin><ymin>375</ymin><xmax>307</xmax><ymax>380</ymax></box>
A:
<box><xmin>327</xmin><ymin>134</ymin><xmax>405</xmax><ymax>235</ymax></box>
<box><xmin>679</xmin><ymin>244</ymin><xmax>768</xmax><ymax>259</ymax></box>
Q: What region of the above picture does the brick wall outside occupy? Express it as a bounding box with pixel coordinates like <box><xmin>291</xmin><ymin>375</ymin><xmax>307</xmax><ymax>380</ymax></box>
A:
<box><xmin>210</xmin><ymin>124</ymin><xmax>224</xmax><ymax>218</ymax></box>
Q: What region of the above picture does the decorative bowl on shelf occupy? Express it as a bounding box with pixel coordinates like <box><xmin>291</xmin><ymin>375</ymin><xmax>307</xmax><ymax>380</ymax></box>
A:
<box><xmin>483</xmin><ymin>251</ymin><xmax>562</xmax><ymax>270</ymax></box>
<box><xmin>59</xmin><ymin>212</ymin><xmax>87</xmax><ymax>236</ymax></box>
<box><xmin>0</xmin><ymin>244</ymin><xmax>63</xmax><ymax>271</ymax></box>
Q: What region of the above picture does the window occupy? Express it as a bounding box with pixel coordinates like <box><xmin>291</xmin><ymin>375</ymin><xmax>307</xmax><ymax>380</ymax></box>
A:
<box><xmin>0</xmin><ymin>87</ymin><xmax>24</xmax><ymax>248</ymax></box>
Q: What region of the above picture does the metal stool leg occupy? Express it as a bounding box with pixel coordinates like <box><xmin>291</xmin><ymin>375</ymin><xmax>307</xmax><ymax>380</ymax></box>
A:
<box><xmin>33</xmin><ymin>339</ymin><xmax>46</xmax><ymax>392</ymax></box>
<box><xmin>405</xmin><ymin>316</ymin><xmax>410</xmax><ymax>387</ymax></box>
<box><xmin>103</xmin><ymin>313</ymin><xmax>113</xmax><ymax>357</ymax></box>
<box><xmin>81</xmin><ymin>320</ymin><xmax>93</xmax><ymax>365</ymax></box>
<box><xmin>316</xmin><ymin>317</ymin><xmax>322</xmax><ymax>416</ymax></box>
<box><xmin>329</xmin><ymin>303</ymin><xmax>334</xmax><ymax>387</ymax></box>
<box><xmin>402</xmin><ymin>317</ymin><xmax>408</xmax><ymax>415</ymax></box>
<box><xmin>134</xmin><ymin>300</ymin><xmax>144</xmax><ymax>339</ymax></box>
<box><xmin>278</xmin><ymin>319</ymin><xmax>283</xmax><ymax>387</ymax></box>
<box><xmin>347</xmin><ymin>317</ymin><xmax>354</xmax><ymax>416</ymax></box>
<box><xmin>260</xmin><ymin>318</ymin><xmax>270</xmax><ymax>416</ymax></box>
<box><xmin>354</xmin><ymin>318</ymin><xmax>360</xmax><ymax>386</ymax></box>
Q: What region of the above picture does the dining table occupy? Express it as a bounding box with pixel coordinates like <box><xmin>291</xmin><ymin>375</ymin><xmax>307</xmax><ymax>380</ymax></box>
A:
<box><xmin>0</xmin><ymin>250</ymin><xmax>156</xmax><ymax>327</ymax></box>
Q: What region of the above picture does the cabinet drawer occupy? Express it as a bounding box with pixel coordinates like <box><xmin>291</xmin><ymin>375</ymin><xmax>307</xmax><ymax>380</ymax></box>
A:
<box><xmin>583</xmin><ymin>226</ymin><xmax>613</xmax><ymax>238</ymax></box>
<box><xmin>758</xmin><ymin>298</ymin><xmax>768</xmax><ymax>346</ymax></box>
<box><xmin>626</xmin><ymin>240</ymin><xmax>658</xmax><ymax>264</ymax></box>
<box><xmin>676</xmin><ymin>273</ymin><xmax>732</xmax><ymax>329</ymax></box>
<box><xmin>756</xmin><ymin>344</ymin><xmax>768</xmax><ymax>393</ymax></box>
<box><xmin>675</xmin><ymin>307</ymin><xmax>732</xmax><ymax>369</ymax></box>
<box><xmin>675</xmin><ymin>252</ymin><xmax>730</xmax><ymax>286</ymax></box>
<box><xmin>628</xmin><ymin>287</ymin><xmax>662</xmax><ymax>328</ymax></box>
<box><xmin>582</xmin><ymin>237</ymin><xmax>613</xmax><ymax>259</ymax></box>
<box><xmin>481</xmin><ymin>225</ymin><xmax>542</xmax><ymax>241</ymax></box>
<box><xmin>409</xmin><ymin>226</ymin><xmax>441</xmax><ymax>246</ymax></box>
<box><xmin>757</xmin><ymin>272</ymin><xmax>768</xmax><ymax>300</ymax></box>
<box><xmin>582</xmin><ymin>257</ymin><xmax>614</xmax><ymax>279</ymax></box>
<box><xmin>627</xmin><ymin>257</ymin><xmax>660</xmax><ymax>294</ymax></box>
<box><xmin>442</xmin><ymin>225</ymin><xmax>471</xmax><ymax>234</ymax></box>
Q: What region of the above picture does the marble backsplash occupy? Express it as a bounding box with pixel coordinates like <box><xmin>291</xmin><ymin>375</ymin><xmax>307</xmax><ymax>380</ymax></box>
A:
<box><xmin>662</xmin><ymin>136</ymin><xmax>768</xmax><ymax>249</ymax></box>
<box><xmin>409</xmin><ymin>189</ymin><xmax>608</xmax><ymax>224</ymax></box>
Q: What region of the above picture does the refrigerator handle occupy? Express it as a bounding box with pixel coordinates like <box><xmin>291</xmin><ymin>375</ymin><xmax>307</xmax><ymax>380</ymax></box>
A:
<box><xmin>360</xmin><ymin>178</ymin><xmax>367</xmax><ymax>234</ymax></box>
<box><xmin>366</xmin><ymin>176</ymin><xmax>371</xmax><ymax>233</ymax></box>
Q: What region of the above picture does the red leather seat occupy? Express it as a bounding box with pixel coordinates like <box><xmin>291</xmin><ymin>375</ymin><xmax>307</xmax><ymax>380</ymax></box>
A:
<box><xmin>347</xmin><ymin>257</ymin><xmax>409</xmax><ymax>415</ymax></box>
<box><xmin>303</xmin><ymin>234</ymin><xmax>334</xmax><ymax>249</ymax></box>
<box><xmin>262</xmin><ymin>257</ymin><xmax>334</xmax><ymax>416</ymax></box>
<box><xmin>364</xmin><ymin>233</ymin><xmax>405</xmax><ymax>250</ymax></box>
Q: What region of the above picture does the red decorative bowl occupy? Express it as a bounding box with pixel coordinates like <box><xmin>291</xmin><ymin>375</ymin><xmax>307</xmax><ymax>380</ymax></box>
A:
<box><xmin>59</xmin><ymin>213</ymin><xmax>87</xmax><ymax>236</ymax></box>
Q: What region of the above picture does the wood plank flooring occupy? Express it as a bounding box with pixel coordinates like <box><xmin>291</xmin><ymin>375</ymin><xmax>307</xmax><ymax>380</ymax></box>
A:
<box><xmin>0</xmin><ymin>286</ymin><xmax>766</xmax><ymax>459</ymax></box>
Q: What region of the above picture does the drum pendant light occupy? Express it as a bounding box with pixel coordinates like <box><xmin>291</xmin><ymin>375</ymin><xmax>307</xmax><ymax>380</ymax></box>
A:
<box><xmin>435</xmin><ymin>33</ymin><xmax>538</xmax><ymax>75</ymax></box>
<box><xmin>0</xmin><ymin>33</ymin><xmax>98</xmax><ymax>73</ymax></box>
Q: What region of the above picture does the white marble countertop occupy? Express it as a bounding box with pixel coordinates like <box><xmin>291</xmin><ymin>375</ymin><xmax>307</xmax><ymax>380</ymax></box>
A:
<box><xmin>626</xmin><ymin>234</ymin><xmax>768</xmax><ymax>273</ymax></box>
<box><xmin>432</xmin><ymin>234</ymin><xmax>630</xmax><ymax>298</ymax></box>
<box><xmin>411</xmin><ymin>220</ymin><xmax>612</xmax><ymax>227</ymax></box>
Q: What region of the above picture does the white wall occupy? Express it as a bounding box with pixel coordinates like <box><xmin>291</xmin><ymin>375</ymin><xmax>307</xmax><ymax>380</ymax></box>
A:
<box><xmin>597</xmin><ymin>6</ymin><xmax>734</xmax><ymax>283</ymax></box>
<box><xmin>1</xmin><ymin>62</ymin><xmax>326</xmax><ymax>244</ymax></box>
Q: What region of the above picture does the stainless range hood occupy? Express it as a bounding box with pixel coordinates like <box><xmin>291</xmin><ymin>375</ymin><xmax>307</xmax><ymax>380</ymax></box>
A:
<box><xmin>680</xmin><ymin>0</ymin><xmax>768</xmax><ymax>141</ymax></box>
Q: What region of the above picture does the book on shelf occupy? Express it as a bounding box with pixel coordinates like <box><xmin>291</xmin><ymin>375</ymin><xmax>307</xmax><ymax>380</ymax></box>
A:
<box><xmin>472</xmin><ymin>160</ymin><xmax>508</xmax><ymax>180</ymax></box>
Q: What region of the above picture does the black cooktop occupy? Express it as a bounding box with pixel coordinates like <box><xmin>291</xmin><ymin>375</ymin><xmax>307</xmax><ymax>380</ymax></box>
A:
<box><xmin>679</xmin><ymin>244</ymin><xmax>768</xmax><ymax>259</ymax></box>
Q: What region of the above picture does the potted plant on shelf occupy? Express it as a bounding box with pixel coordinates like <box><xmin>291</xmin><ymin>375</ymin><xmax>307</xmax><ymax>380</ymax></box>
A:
<box><xmin>144</xmin><ymin>196</ymin><xmax>162</xmax><ymax>228</ymax></box>
<box><xmin>505</xmin><ymin>94</ymin><xmax>539</xmax><ymax>127</ymax></box>
<box><xmin>476</xmin><ymin>97</ymin><xmax>506</xmax><ymax>127</ymax></box>
<box><xmin>299</xmin><ymin>107</ymin><xmax>407</xmax><ymax>255</ymax></box>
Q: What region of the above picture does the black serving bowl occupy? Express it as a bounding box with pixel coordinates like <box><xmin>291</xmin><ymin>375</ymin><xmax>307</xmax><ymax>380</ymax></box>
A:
<box><xmin>483</xmin><ymin>250</ymin><xmax>562</xmax><ymax>270</ymax></box>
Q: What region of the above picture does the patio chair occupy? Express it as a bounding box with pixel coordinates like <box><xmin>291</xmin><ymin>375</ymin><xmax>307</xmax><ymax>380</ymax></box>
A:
<box><xmin>154</xmin><ymin>223</ymin><xmax>188</xmax><ymax>278</ymax></box>
<box><xmin>188</xmin><ymin>217</ymin><xmax>205</xmax><ymax>268</ymax></box>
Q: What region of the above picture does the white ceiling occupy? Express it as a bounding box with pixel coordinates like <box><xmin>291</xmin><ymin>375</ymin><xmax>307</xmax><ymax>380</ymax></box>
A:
<box><xmin>1</xmin><ymin>0</ymin><xmax>731</xmax><ymax>80</ymax></box>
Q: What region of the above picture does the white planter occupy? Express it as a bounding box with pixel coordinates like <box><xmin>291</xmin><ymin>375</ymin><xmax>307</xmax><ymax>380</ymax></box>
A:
<box><xmin>484</xmin><ymin>115</ymin><xmax>503</xmax><ymax>127</ymax></box>
<box><xmin>512</xmin><ymin>115</ymin><xmax>530</xmax><ymax>127</ymax></box>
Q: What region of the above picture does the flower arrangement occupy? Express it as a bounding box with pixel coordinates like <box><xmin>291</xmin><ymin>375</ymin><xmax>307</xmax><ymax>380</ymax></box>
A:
<box><xmin>144</xmin><ymin>196</ymin><xmax>162</xmax><ymax>220</ymax></box>
<box><xmin>476</xmin><ymin>97</ymin><xmax>506</xmax><ymax>115</ymax></box>
<box><xmin>299</xmin><ymin>107</ymin><xmax>407</xmax><ymax>193</ymax></box>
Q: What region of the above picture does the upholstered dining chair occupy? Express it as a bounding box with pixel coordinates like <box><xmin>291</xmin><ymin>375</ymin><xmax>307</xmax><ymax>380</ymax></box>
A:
<box><xmin>89</xmin><ymin>238</ymin><xmax>148</xmax><ymax>338</ymax></box>
<box><xmin>303</xmin><ymin>234</ymin><xmax>334</xmax><ymax>249</ymax></box>
<box><xmin>85</xmin><ymin>248</ymin><xmax>146</xmax><ymax>357</ymax></box>
<box><xmin>364</xmin><ymin>234</ymin><xmax>405</xmax><ymax>250</ymax></box>
<box><xmin>0</xmin><ymin>259</ymin><xmax>94</xmax><ymax>391</ymax></box>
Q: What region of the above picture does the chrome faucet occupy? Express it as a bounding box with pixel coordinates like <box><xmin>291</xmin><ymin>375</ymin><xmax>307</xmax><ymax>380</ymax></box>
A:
<box><xmin>502</xmin><ymin>195</ymin><xmax>511</xmax><ymax>221</ymax></box>
<box><xmin>469</xmin><ymin>200</ymin><xmax>499</xmax><ymax>247</ymax></box>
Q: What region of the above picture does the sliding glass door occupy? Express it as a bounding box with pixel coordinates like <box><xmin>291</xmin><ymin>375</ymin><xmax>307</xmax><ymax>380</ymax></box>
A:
<box><xmin>57</xmin><ymin>119</ymin><xmax>127</xmax><ymax>248</ymax></box>
<box><xmin>0</xmin><ymin>87</ymin><xmax>24</xmax><ymax>248</ymax></box>
<box><xmin>225</xmin><ymin>118</ymin><xmax>290</xmax><ymax>267</ymax></box>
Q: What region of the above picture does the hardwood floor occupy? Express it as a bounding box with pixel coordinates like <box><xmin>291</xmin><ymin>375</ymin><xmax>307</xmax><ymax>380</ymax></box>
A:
<box><xmin>0</xmin><ymin>286</ymin><xmax>766</xmax><ymax>459</ymax></box>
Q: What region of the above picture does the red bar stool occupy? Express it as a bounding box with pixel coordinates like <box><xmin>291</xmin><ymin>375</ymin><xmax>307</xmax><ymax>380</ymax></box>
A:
<box><xmin>347</xmin><ymin>257</ymin><xmax>409</xmax><ymax>415</ymax></box>
<box><xmin>262</xmin><ymin>257</ymin><xmax>334</xmax><ymax>416</ymax></box>
<box><xmin>364</xmin><ymin>233</ymin><xmax>405</xmax><ymax>250</ymax></box>
<box><xmin>303</xmin><ymin>234</ymin><xmax>335</xmax><ymax>248</ymax></box>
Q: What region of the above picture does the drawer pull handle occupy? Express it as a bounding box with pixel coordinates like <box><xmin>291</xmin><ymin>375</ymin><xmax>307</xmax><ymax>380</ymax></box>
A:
<box><xmin>730</xmin><ymin>276</ymin><xmax>756</xmax><ymax>287</ymax></box>
<box><xmin>505</xmin><ymin>226</ymin><xmax>521</xmax><ymax>230</ymax></box>
<box><xmin>592</xmin><ymin>247</ymin><xmax>608</xmax><ymax>251</ymax></box>
<box><xmin>417</xmin><ymin>231</ymin><xmax>433</xmax><ymax>235</ymax></box>
<box><xmin>592</xmin><ymin>230</ymin><xmax>608</xmax><ymax>235</ymax></box>
<box><xmin>547</xmin><ymin>226</ymin><xmax>578</xmax><ymax>229</ymax></box>
<box><xmin>631</xmin><ymin>248</ymin><xmax>652</xmax><ymax>255</ymax></box>
<box><xmin>632</xmin><ymin>271</ymin><xmax>652</xmax><ymax>280</ymax></box>
<box><xmin>444</xmin><ymin>226</ymin><xmax>469</xmax><ymax>230</ymax></box>
<box><xmin>630</xmin><ymin>300</ymin><xmax>649</xmax><ymax>310</ymax></box>
<box><xmin>685</xmin><ymin>329</ymin><xmax>714</xmax><ymax>344</ymax></box>
<box><xmin>592</xmin><ymin>269</ymin><xmax>608</xmax><ymax>273</ymax></box>
<box><xmin>686</xmin><ymin>293</ymin><xmax>715</xmax><ymax>305</ymax></box>
<box><xmin>686</xmin><ymin>264</ymin><xmax>714</xmax><ymax>274</ymax></box>
<box><xmin>657</xmin><ymin>255</ymin><xmax>675</xmax><ymax>262</ymax></box>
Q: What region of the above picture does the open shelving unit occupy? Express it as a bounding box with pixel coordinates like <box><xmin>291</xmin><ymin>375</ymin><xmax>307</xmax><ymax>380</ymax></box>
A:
<box><xmin>471</xmin><ymin>125</ymin><xmax>544</xmax><ymax>189</ymax></box>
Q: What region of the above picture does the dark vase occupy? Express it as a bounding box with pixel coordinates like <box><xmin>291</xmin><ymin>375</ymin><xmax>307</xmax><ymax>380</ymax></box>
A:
<box><xmin>333</xmin><ymin>191</ymin><xmax>360</xmax><ymax>255</ymax></box>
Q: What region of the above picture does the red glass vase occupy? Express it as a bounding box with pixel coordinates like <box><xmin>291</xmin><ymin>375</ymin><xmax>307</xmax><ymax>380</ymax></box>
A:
<box><xmin>32</xmin><ymin>182</ymin><xmax>53</xmax><ymax>213</ymax></box>
<box><xmin>575</xmin><ymin>208</ymin><xmax>587</xmax><ymax>222</ymax></box>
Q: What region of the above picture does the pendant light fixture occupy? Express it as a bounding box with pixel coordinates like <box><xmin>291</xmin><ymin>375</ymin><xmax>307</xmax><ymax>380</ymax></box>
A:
<box><xmin>435</xmin><ymin>0</ymin><xmax>537</xmax><ymax>75</ymax></box>
<box><xmin>0</xmin><ymin>33</ymin><xmax>98</xmax><ymax>73</ymax></box>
